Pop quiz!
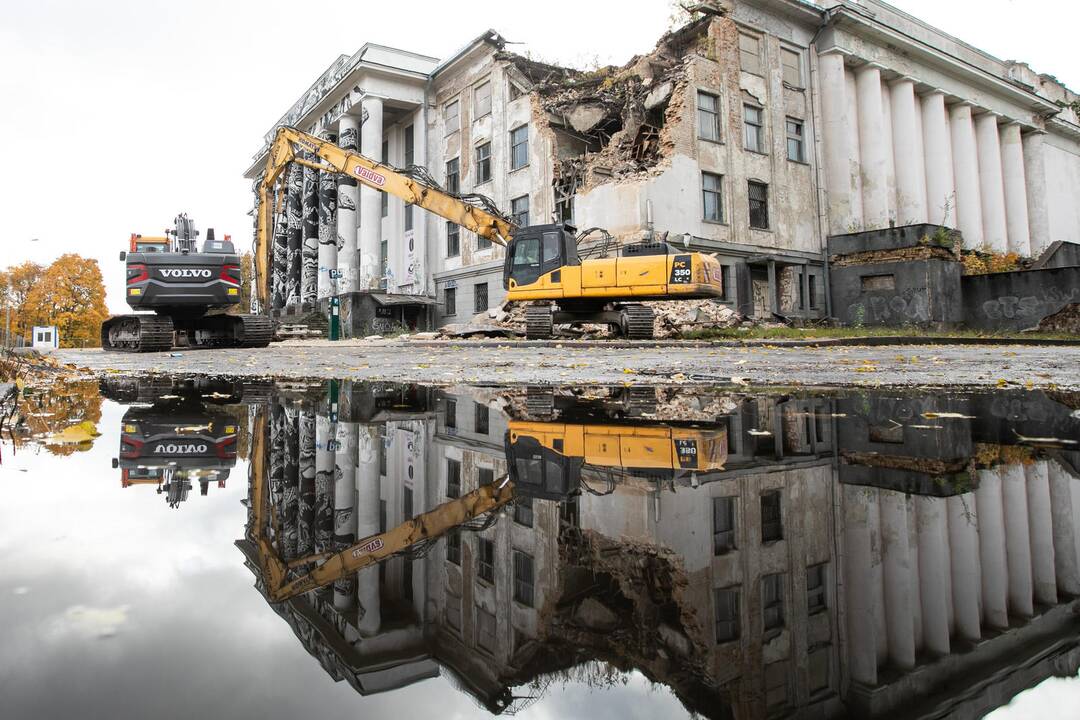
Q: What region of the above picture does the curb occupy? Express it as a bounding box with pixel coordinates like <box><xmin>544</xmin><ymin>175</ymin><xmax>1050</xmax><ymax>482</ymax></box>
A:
<box><xmin>398</xmin><ymin>335</ymin><xmax>1080</xmax><ymax>350</ymax></box>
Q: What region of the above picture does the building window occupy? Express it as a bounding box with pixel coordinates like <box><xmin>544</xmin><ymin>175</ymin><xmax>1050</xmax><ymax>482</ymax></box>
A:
<box><xmin>404</xmin><ymin>124</ymin><xmax>414</xmax><ymax>167</ymax></box>
<box><xmin>743</xmin><ymin>105</ymin><xmax>765</xmax><ymax>153</ymax></box>
<box><xmin>444</xmin><ymin>99</ymin><xmax>460</xmax><ymax>134</ymax></box>
<box><xmin>478</xmin><ymin>537</ymin><xmax>495</xmax><ymax>583</ymax></box>
<box><xmin>403</xmin><ymin>486</ymin><xmax>413</xmax><ymax>520</ymax></box>
<box><xmin>514</xmin><ymin>496</ymin><xmax>534</xmax><ymax>527</ymax></box>
<box><xmin>381</xmin><ymin>190</ymin><xmax>388</xmax><ymax>218</ymax></box>
<box><xmin>447</xmin><ymin>530</ymin><xmax>461</xmax><ymax>565</ymax></box>
<box><xmin>478</xmin><ymin>232</ymin><xmax>492</xmax><ymax>251</ymax></box>
<box><xmin>761</xmin><ymin>489</ymin><xmax>782</xmax><ymax>542</ymax></box>
<box><xmin>713</xmin><ymin>496</ymin><xmax>737</xmax><ymax>555</ymax></box>
<box><xmin>475</xmin><ymin>402</ymin><xmax>490</xmax><ymax>435</ymax></box>
<box><xmin>378</xmin><ymin>438</ymin><xmax>386</xmax><ymax>477</ymax></box>
<box><xmin>808</xmin><ymin>274</ymin><xmax>818</xmax><ymax>309</ymax></box>
<box><xmin>513</xmin><ymin>550</ymin><xmax>535</xmax><ymax>607</ymax></box>
<box><xmin>510</xmin><ymin>125</ymin><xmax>529</xmax><ymax>170</ymax></box>
<box><xmin>477</xmin><ymin>467</ymin><xmax>494</xmax><ymax>487</ymax></box>
<box><xmin>404</xmin><ymin>203</ymin><xmax>413</xmax><ymax>232</ymax></box>
<box><xmin>447</xmin><ymin>222</ymin><xmax>460</xmax><ymax>257</ymax></box>
<box><xmin>445</xmin><ymin>157</ymin><xmax>460</xmax><ymax>194</ymax></box>
<box><xmin>807</xmin><ymin>563</ymin><xmax>827</xmax><ymax>613</ymax></box>
<box><xmin>447</xmin><ymin>458</ymin><xmax>461</xmax><ymax>498</ymax></box>
<box><xmin>715</xmin><ymin>587</ymin><xmax>740</xmax><ymax>643</ymax></box>
<box><xmin>475</xmin><ymin>142</ymin><xmax>492</xmax><ymax>185</ymax></box>
<box><xmin>474</xmin><ymin>283</ymin><xmax>488</xmax><ymax>312</ymax></box>
<box><xmin>786</xmin><ymin>117</ymin><xmax>805</xmax><ymax>162</ymax></box>
<box><xmin>476</xmin><ymin>604</ymin><xmax>497</xmax><ymax>653</ymax></box>
<box><xmin>474</xmin><ymin>80</ymin><xmax>492</xmax><ymax>118</ymax></box>
<box><xmin>739</xmin><ymin>33</ymin><xmax>762</xmax><ymax>75</ymax></box>
<box><xmin>444</xmin><ymin>286</ymin><xmax>456</xmax><ymax>316</ymax></box>
<box><xmin>748</xmin><ymin>181</ymin><xmax>770</xmax><ymax>230</ymax></box>
<box><xmin>697</xmin><ymin>91</ymin><xmax>721</xmax><ymax>142</ymax></box>
<box><xmin>702</xmin><ymin>172</ymin><xmax>724</xmax><ymax>223</ymax></box>
<box><xmin>762</xmin><ymin>573</ymin><xmax>785</xmax><ymax>632</ymax></box>
<box><xmin>511</xmin><ymin>194</ymin><xmax>530</xmax><ymax>227</ymax></box>
<box><xmin>445</xmin><ymin>398</ymin><xmax>457</xmax><ymax>430</ymax></box>
<box><xmin>781</xmin><ymin>48</ymin><xmax>802</xmax><ymax>87</ymax></box>
<box><xmin>722</xmin><ymin>265</ymin><xmax>735</xmax><ymax>302</ymax></box>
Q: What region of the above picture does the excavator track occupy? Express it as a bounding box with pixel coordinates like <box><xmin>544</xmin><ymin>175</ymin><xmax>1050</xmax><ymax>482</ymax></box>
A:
<box><xmin>525</xmin><ymin>305</ymin><xmax>554</xmax><ymax>340</ymax></box>
<box><xmin>235</xmin><ymin>314</ymin><xmax>274</xmax><ymax>348</ymax></box>
<box><xmin>101</xmin><ymin>315</ymin><xmax>174</xmax><ymax>353</ymax></box>
<box><xmin>621</xmin><ymin>304</ymin><xmax>655</xmax><ymax>340</ymax></box>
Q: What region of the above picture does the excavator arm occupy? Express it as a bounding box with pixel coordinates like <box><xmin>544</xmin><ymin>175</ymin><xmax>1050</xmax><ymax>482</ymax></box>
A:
<box><xmin>255</xmin><ymin>126</ymin><xmax>514</xmax><ymax>308</ymax></box>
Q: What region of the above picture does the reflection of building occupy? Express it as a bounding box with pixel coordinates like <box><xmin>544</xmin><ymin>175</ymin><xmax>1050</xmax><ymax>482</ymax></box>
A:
<box><xmin>241</xmin><ymin>383</ymin><xmax>1080</xmax><ymax>719</ymax></box>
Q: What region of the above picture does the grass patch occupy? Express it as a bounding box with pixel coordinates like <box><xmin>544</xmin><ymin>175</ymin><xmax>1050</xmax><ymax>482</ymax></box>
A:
<box><xmin>679</xmin><ymin>326</ymin><xmax>1078</xmax><ymax>341</ymax></box>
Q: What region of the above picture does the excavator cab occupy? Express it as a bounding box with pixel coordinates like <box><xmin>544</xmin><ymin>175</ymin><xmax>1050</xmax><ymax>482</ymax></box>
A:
<box><xmin>502</xmin><ymin>223</ymin><xmax>579</xmax><ymax>290</ymax></box>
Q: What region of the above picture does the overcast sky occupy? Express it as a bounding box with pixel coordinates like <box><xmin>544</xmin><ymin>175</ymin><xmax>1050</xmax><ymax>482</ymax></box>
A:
<box><xmin>1</xmin><ymin>0</ymin><xmax>1076</xmax><ymax>313</ymax></box>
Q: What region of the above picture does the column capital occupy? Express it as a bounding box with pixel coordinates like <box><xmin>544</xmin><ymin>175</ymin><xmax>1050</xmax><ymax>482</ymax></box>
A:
<box><xmin>856</xmin><ymin>61</ymin><xmax>886</xmax><ymax>74</ymax></box>
<box><xmin>888</xmin><ymin>74</ymin><xmax>917</xmax><ymax>86</ymax></box>
<box><xmin>817</xmin><ymin>47</ymin><xmax>854</xmax><ymax>59</ymax></box>
<box><xmin>918</xmin><ymin>87</ymin><xmax>947</xmax><ymax>98</ymax></box>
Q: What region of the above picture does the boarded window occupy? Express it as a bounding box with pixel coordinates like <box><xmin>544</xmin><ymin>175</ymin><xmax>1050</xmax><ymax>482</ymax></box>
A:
<box><xmin>748</xmin><ymin>181</ymin><xmax>770</xmax><ymax>229</ymax></box>
<box><xmin>513</xmin><ymin>550</ymin><xmax>535</xmax><ymax>607</ymax></box>
<box><xmin>510</xmin><ymin>125</ymin><xmax>529</xmax><ymax>169</ymax></box>
<box><xmin>715</xmin><ymin>587</ymin><xmax>740</xmax><ymax>643</ymax></box>
<box><xmin>761</xmin><ymin>489</ymin><xmax>782</xmax><ymax>542</ymax></box>
<box><xmin>739</xmin><ymin>33</ymin><xmax>762</xmax><ymax>74</ymax></box>
<box><xmin>861</xmin><ymin>274</ymin><xmax>896</xmax><ymax>291</ymax></box>
<box><xmin>474</xmin><ymin>80</ymin><xmax>492</xmax><ymax>118</ymax></box>
<box><xmin>762</xmin><ymin>573</ymin><xmax>785</xmax><ymax>632</ymax></box>
<box><xmin>697</xmin><ymin>91</ymin><xmax>721</xmax><ymax>141</ymax></box>
<box><xmin>713</xmin><ymin>496</ymin><xmax>737</xmax><ymax>554</ymax></box>
<box><xmin>511</xmin><ymin>194</ymin><xmax>530</xmax><ymax>226</ymax></box>
<box><xmin>786</xmin><ymin>117</ymin><xmax>805</xmax><ymax>162</ymax></box>
<box><xmin>743</xmin><ymin>105</ymin><xmax>765</xmax><ymax>153</ymax></box>
<box><xmin>781</xmin><ymin>48</ymin><xmax>802</xmax><ymax>86</ymax></box>
<box><xmin>702</xmin><ymin>172</ymin><xmax>723</xmax><ymax>222</ymax></box>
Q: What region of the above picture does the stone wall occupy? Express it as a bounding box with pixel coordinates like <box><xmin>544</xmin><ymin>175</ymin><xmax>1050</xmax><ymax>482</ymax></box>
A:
<box><xmin>961</xmin><ymin>266</ymin><xmax>1080</xmax><ymax>332</ymax></box>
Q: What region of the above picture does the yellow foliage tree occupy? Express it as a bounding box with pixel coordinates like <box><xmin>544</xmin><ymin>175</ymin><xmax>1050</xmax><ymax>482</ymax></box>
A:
<box><xmin>22</xmin><ymin>254</ymin><xmax>109</xmax><ymax>348</ymax></box>
<box><xmin>0</xmin><ymin>261</ymin><xmax>44</xmax><ymax>342</ymax></box>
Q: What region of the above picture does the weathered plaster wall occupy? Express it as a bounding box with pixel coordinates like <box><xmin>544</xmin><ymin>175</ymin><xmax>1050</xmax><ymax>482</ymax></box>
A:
<box><xmin>962</xmin><ymin>266</ymin><xmax>1080</xmax><ymax>331</ymax></box>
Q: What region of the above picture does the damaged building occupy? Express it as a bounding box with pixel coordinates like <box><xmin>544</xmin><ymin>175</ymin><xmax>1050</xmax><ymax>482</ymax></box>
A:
<box><xmin>245</xmin><ymin>0</ymin><xmax>1080</xmax><ymax>335</ymax></box>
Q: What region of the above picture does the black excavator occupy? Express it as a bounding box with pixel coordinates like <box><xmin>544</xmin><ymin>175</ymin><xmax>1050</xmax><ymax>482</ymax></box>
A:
<box><xmin>101</xmin><ymin>213</ymin><xmax>273</xmax><ymax>352</ymax></box>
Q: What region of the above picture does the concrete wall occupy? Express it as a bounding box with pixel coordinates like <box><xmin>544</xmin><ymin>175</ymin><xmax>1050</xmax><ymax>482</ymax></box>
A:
<box><xmin>961</xmin><ymin>266</ymin><xmax>1080</xmax><ymax>331</ymax></box>
<box><xmin>830</xmin><ymin>258</ymin><xmax>962</xmax><ymax>328</ymax></box>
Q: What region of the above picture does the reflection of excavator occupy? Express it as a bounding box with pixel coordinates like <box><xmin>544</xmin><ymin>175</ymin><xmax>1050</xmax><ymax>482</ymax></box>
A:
<box><xmin>255</xmin><ymin>128</ymin><xmax>724</xmax><ymax>339</ymax></box>
<box><xmin>102</xmin><ymin>213</ymin><xmax>273</xmax><ymax>352</ymax></box>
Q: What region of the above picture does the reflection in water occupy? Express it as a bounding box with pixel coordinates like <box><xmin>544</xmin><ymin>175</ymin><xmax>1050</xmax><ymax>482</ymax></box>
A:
<box><xmin>223</xmin><ymin>381</ymin><xmax>1080</xmax><ymax>719</ymax></box>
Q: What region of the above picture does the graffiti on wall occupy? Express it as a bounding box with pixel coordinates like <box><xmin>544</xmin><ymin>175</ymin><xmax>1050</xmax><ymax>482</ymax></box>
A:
<box><xmin>847</xmin><ymin>288</ymin><xmax>930</xmax><ymax>325</ymax></box>
<box><xmin>981</xmin><ymin>287</ymin><xmax>1080</xmax><ymax>321</ymax></box>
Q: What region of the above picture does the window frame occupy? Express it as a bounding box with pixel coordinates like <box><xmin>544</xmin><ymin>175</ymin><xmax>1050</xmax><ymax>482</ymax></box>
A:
<box><xmin>697</xmin><ymin>90</ymin><xmax>721</xmax><ymax>142</ymax></box>
<box><xmin>739</xmin><ymin>33</ymin><xmax>763</xmax><ymax>75</ymax></box>
<box><xmin>780</xmin><ymin>47</ymin><xmax>803</xmax><ymax>87</ymax></box>
<box><xmin>748</xmin><ymin>181</ymin><xmax>770</xmax><ymax>230</ymax></box>
<box><xmin>445</xmin><ymin>157</ymin><xmax>460</xmax><ymax>195</ymax></box>
<box><xmin>474</xmin><ymin>80</ymin><xmax>492</xmax><ymax>119</ymax></box>
<box><xmin>509</xmin><ymin>124</ymin><xmax>529</xmax><ymax>170</ymax></box>
<box><xmin>475</xmin><ymin>402</ymin><xmax>490</xmax><ymax>435</ymax></box>
<box><xmin>444</xmin><ymin>286</ymin><xmax>457</xmax><ymax>316</ymax></box>
<box><xmin>760</xmin><ymin>488</ymin><xmax>783</xmax><ymax>542</ymax></box>
<box><xmin>446</xmin><ymin>529</ymin><xmax>461</xmax><ymax>565</ymax></box>
<box><xmin>446</xmin><ymin>458</ymin><xmax>461</xmax><ymax>498</ymax></box>
<box><xmin>785</xmin><ymin>117</ymin><xmax>805</xmax><ymax>163</ymax></box>
<box><xmin>513</xmin><ymin>549</ymin><xmax>535</xmax><ymax>607</ymax></box>
<box><xmin>713</xmin><ymin>495</ymin><xmax>737</xmax><ymax>555</ymax></box>
<box><xmin>511</xmin><ymin>194</ymin><xmax>530</xmax><ymax>227</ymax></box>
<box><xmin>447</xmin><ymin>222</ymin><xmax>460</xmax><ymax>258</ymax></box>
<box><xmin>444</xmin><ymin>98</ymin><xmax>460</xmax><ymax>135</ymax></box>
<box><xmin>807</xmin><ymin>563</ymin><xmax>828</xmax><ymax>614</ymax></box>
<box><xmin>702</xmin><ymin>171</ymin><xmax>724</xmax><ymax>223</ymax></box>
<box><xmin>475</xmin><ymin>142</ymin><xmax>492</xmax><ymax>185</ymax></box>
<box><xmin>743</xmin><ymin>104</ymin><xmax>765</xmax><ymax>153</ymax></box>
<box><xmin>474</xmin><ymin>282</ymin><xmax>488</xmax><ymax>313</ymax></box>
<box><xmin>762</xmin><ymin>573</ymin><xmax>785</xmax><ymax>633</ymax></box>
<box><xmin>714</xmin><ymin>586</ymin><xmax>740</xmax><ymax>643</ymax></box>
<box><xmin>478</xmin><ymin>537</ymin><xmax>495</xmax><ymax>584</ymax></box>
<box><xmin>445</xmin><ymin>398</ymin><xmax>457</xmax><ymax>430</ymax></box>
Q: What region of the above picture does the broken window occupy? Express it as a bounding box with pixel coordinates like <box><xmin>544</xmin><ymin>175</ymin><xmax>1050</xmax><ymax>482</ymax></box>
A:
<box><xmin>478</xmin><ymin>537</ymin><xmax>495</xmax><ymax>583</ymax></box>
<box><xmin>743</xmin><ymin>105</ymin><xmax>765</xmax><ymax>153</ymax></box>
<box><xmin>807</xmin><ymin>563</ymin><xmax>827</xmax><ymax>613</ymax></box>
<box><xmin>748</xmin><ymin>181</ymin><xmax>770</xmax><ymax>230</ymax></box>
<box><xmin>475</xmin><ymin>142</ymin><xmax>492</xmax><ymax>185</ymax></box>
<box><xmin>508</xmin><ymin>78</ymin><xmax>525</xmax><ymax>101</ymax></box>
<box><xmin>514</xmin><ymin>496</ymin><xmax>534</xmax><ymax>527</ymax></box>
<box><xmin>513</xmin><ymin>550</ymin><xmax>535</xmax><ymax>607</ymax></box>
<box><xmin>446</xmin><ymin>157</ymin><xmax>460</xmax><ymax>194</ymax></box>
<box><xmin>476</xmin><ymin>604</ymin><xmax>496</xmax><ymax>652</ymax></box>
<box><xmin>739</xmin><ymin>33</ymin><xmax>762</xmax><ymax>75</ymax></box>
<box><xmin>762</xmin><ymin>573</ymin><xmax>785</xmax><ymax>633</ymax></box>
<box><xmin>697</xmin><ymin>91</ymin><xmax>721</xmax><ymax>142</ymax></box>
<box><xmin>761</xmin><ymin>489</ymin><xmax>782</xmax><ymax>542</ymax></box>
<box><xmin>474</xmin><ymin>282</ymin><xmax>488</xmax><ymax>312</ymax></box>
<box><xmin>781</xmin><ymin>48</ymin><xmax>803</xmax><ymax>87</ymax></box>
<box><xmin>447</xmin><ymin>222</ymin><xmax>460</xmax><ymax>258</ymax></box>
<box><xmin>446</xmin><ymin>529</ymin><xmax>461</xmax><ymax>565</ymax></box>
<box><xmin>444</xmin><ymin>286</ymin><xmax>456</xmax><ymax>316</ymax></box>
<box><xmin>511</xmin><ymin>194</ymin><xmax>530</xmax><ymax>227</ymax></box>
<box><xmin>715</xmin><ymin>587</ymin><xmax>740</xmax><ymax>643</ymax></box>
<box><xmin>702</xmin><ymin>172</ymin><xmax>724</xmax><ymax>223</ymax></box>
<box><xmin>404</xmin><ymin>124</ymin><xmax>414</xmax><ymax>167</ymax></box>
<box><xmin>444</xmin><ymin>99</ymin><xmax>460</xmax><ymax>135</ymax></box>
<box><xmin>447</xmin><ymin>458</ymin><xmax>461</xmax><ymax>497</ymax></box>
<box><xmin>786</xmin><ymin>117</ymin><xmax>805</xmax><ymax>162</ymax></box>
<box><xmin>474</xmin><ymin>80</ymin><xmax>492</xmax><ymax>118</ymax></box>
<box><xmin>445</xmin><ymin>399</ymin><xmax>457</xmax><ymax>431</ymax></box>
<box><xmin>510</xmin><ymin>125</ymin><xmax>529</xmax><ymax>170</ymax></box>
<box><xmin>713</xmin><ymin>496</ymin><xmax>737</xmax><ymax>554</ymax></box>
<box><xmin>475</xmin><ymin>401</ymin><xmax>490</xmax><ymax>435</ymax></box>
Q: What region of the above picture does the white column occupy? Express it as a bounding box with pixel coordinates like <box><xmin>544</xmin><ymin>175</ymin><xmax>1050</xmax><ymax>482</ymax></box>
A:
<box><xmin>1022</xmin><ymin>131</ymin><xmax>1052</xmax><ymax>255</ymax></box>
<box><xmin>1000</xmin><ymin>123</ymin><xmax>1032</xmax><ymax>256</ymax></box>
<box><xmin>916</xmin><ymin>497</ymin><xmax>950</xmax><ymax>655</ymax></box>
<box><xmin>880</xmin><ymin>491</ymin><xmax>915</xmax><ymax>669</ymax></box>
<box><xmin>1049</xmin><ymin>462</ymin><xmax>1080</xmax><ymax>595</ymax></box>
<box><xmin>843</xmin><ymin>484</ymin><xmax>879</xmax><ymax>685</ymax></box>
<box><xmin>336</xmin><ymin>115</ymin><xmax>360</xmax><ymax>294</ymax></box>
<box><xmin>359</xmin><ymin>95</ymin><xmax>384</xmax><ymax>290</ymax></box>
<box><xmin>948</xmin><ymin>492</ymin><xmax>982</xmax><ymax>641</ymax></box>
<box><xmin>819</xmin><ymin>51</ymin><xmax>857</xmax><ymax>235</ymax></box>
<box><xmin>890</xmin><ymin>78</ymin><xmax>928</xmax><ymax>224</ymax></box>
<box><xmin>921</xmin><ymin>91</ymin><xmax>956</xmax><ymax>226</ymax></box>
<box><xmin>1026</xmin><ymin>461</ymin><xmax>1057</xmax><ymax>605</ymax></box>
<box><xmin>856</xmin><ymin>64</ymin><xmax>889</xmax><ymax>230</ymax></box>
<box><xmin>974</xmin><ymin>113</ymin><xmax>1009</xmax><ymax>252</ymax></box>
<box><xmin>950</xmin><ymin>103</ymin><xmax>984</xmax><ymax>247</ymax></box>
<box><xmin>1001</xmin><ymin>465</ymin><xmax>1034</xmax><ymax>617</ymax></box>
<box><xmin>976</xmin><ymin>469</ymin><xmax>1009</xmax><ymax>629</ymax></box>
<box><xmin>333</xmin><ymin>422</ymin><xmax>358</xmax><ymax>611</ymax></box>
<box><xmin>356</xmin><ymin>424</ymin><xmax>382</xmax><ymax>635</ymax></box>
<box><xmin>880</xmin><ymin>82</ymin><xmax>898</xmax><ymax>224</ymax></box>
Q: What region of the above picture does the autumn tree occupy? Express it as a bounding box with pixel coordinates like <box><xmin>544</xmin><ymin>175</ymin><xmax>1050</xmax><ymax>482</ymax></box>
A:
<box><xmin>0</xmin><ymin>261</ymin><xmax>44</xmax><ymax>342</ymax></box>
<box><xmin>226</xmin><ymin>251</ymin><xmax>255</xmax><ymax>314</ymax></box>
<box><xmin>22</xmin><ymin>254</ymin><xmax>109</xmax><ymax>348</ymax></box>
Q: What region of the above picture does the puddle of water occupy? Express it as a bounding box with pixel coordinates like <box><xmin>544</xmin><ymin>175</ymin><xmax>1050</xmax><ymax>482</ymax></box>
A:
<box><xmin>1</xmin><ymin>376</ymin><xmax>1079</xmax><ymax>719</ymax></box>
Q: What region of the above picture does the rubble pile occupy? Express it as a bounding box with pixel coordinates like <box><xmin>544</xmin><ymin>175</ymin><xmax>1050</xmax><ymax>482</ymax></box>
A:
<box><xmin>1037</xmin><ymin>303</ymin><xmax>1080</xmax><ymax>334</ymax></box>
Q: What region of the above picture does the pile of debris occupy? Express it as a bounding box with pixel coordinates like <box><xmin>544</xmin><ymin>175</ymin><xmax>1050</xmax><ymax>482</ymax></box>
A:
<box><xmin>1037</xmin><ymin>303</ymin><xmax>1080</xmax><ymax>334</ymax></box>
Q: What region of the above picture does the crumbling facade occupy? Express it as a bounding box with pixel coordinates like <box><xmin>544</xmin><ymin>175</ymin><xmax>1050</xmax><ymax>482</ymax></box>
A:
<box><xmin>247</xmin><ymin>0</ymin><xmax>1080</xmax><ymax>333</ymax></box>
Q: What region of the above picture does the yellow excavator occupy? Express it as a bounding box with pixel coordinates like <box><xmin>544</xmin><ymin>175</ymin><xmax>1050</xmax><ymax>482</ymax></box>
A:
<box><xmin>254</xmin><ymin>127</ymin><xmax>724</xmax><ymax>339</ymax></box>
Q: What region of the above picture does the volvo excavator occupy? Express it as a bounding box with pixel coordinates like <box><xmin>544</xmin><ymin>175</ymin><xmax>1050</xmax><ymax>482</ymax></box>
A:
<box><xmin>255</xmin><ymin>128</ymin><xmax>725</xmax><ymax>339</ymax></box>
<box><xmin>101</xmin><ymin>214</ymin><xmax>273</xmax><ymax>351</ymax></box>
